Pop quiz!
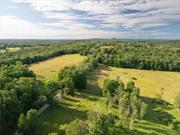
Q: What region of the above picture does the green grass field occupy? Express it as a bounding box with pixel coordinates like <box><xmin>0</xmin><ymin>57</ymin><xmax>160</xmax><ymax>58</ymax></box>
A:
<box><xmin>30</xmin><ymin>54</ymin><xmax>180</xmax><ymax>135</ymax></box>
<box><xmin>38</xmin><ymin>64</ymin><xmax>180</xmax><ymax>134</ymax></box>
<box><xmin>39</xmin><ymin>86</ymin><xmax>106</xmax><ymax>134</ymax></box>
<box><xmin>89</xmin><ymin>65</ymin><xmax>180</xmax><ymax>104</ymax></box>
<box><xmin>7</xmin><ymin>47</ymin><xmax>21</xmax><ymax>52</ymax></box>
<box><xmin>29</xmin><ymin>54</ymin><xmax>86</xmax><ymax>80</ymax></box>
<box><xmin>0</xmin><ymin>47</ymin><xmax>20</xmax><ymax>53</ymax></box>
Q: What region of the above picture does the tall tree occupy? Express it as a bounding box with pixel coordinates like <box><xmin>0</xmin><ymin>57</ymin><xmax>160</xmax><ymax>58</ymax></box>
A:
<box><xmin>0</xmin><ymin>90</ymin><xmax>21</xmax><ymax>134</ymax></box>
<box><xmin>174</xmin><ymin>92</ymin><xmax>180</xmax><ymax>110</ymax></box>
<box><xmin>66</xmin><ymin>119</ymin><xmax>89</xmax><ymax>135</ymax></box>
<box><xmin>18</xmin><ymin>109</ymin><xmax>39</xmax><ymax>135</ymax></box>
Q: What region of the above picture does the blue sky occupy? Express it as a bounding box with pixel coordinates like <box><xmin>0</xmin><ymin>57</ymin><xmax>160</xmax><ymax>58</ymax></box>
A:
<box><xmin>0</xmin><ymin>0</ymin><xmax>180</xmax><ymax>39</ymax></box>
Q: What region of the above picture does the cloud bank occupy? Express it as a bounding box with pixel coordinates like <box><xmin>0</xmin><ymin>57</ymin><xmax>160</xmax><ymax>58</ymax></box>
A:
<box><xmin>1</xmin><ymin>0</ymin><xmax>180</xmax><ymax>39</ymax></box>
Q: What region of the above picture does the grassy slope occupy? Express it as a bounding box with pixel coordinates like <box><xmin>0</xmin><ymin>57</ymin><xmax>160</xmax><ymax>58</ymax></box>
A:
<box><xmin>39</xmin><ymin>81</ymin><xmax>106</xmax><ymax>135</ymax></box>
<box><xmin>39</xmin><ymin>64</ymin><xmax>180</xmax><ymax>135</ymax></box>
<box><xmin>0</xmin><ymin>47</ymin><xmax>20</xmax><ymax>53</ymax></box>
<box><xmin>91</xmin><ymin>65</ymin><xmax>180</xmax><ymax>104</ymax></box>
<box><xmin>89</xmin><ymin>65</ymin><xmax>180</xmax><ymax>134</ymax></box>
<box><xmin>29</xmin><ymin>54</ymin><xmax>86</xmax><ymax>80</ymax></box>
<box><xmin>7</xmin><ymin>47</ymin><xmax>21</xmax><ymax>52</ymax></box>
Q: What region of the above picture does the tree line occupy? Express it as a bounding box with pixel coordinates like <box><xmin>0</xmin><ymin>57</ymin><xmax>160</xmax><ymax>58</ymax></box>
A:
<box><xmin>102</xmin><ymin>78</ymin><xmax>147</xmax><ymax>129</ymax></box>
<box><xmin>1</xmin><ymin>40</ymin><xmax>180</xmax><ymax>72</ymax></box>
<box><xmin>80</xmin><ymin>42</ymin><xmax>180</xmax><ymax>72</ymax></box>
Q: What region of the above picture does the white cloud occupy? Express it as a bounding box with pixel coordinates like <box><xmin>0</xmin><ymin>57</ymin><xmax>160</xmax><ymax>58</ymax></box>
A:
<box><xmin>0</xmin><ymin>15</ymin><xmax>129</xmax><ymax>39</ymax></box>
<box><xmin>12</xmin><ymin>0</ymin><xmax>180</xmax><ymax>28</ymax></box>
<box><xmin>2</xmin><ymin>0</ymin><xmax>180</xmax><ymax>39</ymax></box>
<box><xmin>0</xmin><ymin>15</ymin><xmax>58</xmax><ymax>38</ymax></box>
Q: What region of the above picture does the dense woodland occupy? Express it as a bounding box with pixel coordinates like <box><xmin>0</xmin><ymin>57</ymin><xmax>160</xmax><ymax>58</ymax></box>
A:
<box><xmin>0</xmin><ymin>40</ymin><xmax>180</xmax><ymax>135</ymax></box>
<box><xmin>1</xmin><ymin>40</ymin><xmax>180</xmax><ymax>71</ymax></box>
<box><xmin>80</xmin><ymin>41</ymin><xmax>180</xmax><ymax>72</ymax></box>
<box><xmin>0</xmin><ymin>57</ymin><xmax>98</xmax><ymax>135</ymax></box>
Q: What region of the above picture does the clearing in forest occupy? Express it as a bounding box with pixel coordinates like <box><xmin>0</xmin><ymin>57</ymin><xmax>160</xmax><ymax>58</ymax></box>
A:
<box><xmin>7</xmin><ymin>47</ymin><xmax>21</xmax><ymax>52</ymax></box>
<box><xmin>39</xmin><ymin>65</ymin><xmax>180</xmax><ymax>135</ymax></box>
<box><xmin>29</xmin><ymin>54</ymin><xmax>86</xmax><ymax>80</ymax></box>
<box><xmin>89</xmin><ymin>65</ymin><xmax>180</xmax><ymax>104</ymax></box>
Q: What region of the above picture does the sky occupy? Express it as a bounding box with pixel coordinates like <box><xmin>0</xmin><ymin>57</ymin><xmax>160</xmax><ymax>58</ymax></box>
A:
<box><xmin>0</xmin><ymin>0</ymin><xmax>180</xmax><ymax>39</ymax></box>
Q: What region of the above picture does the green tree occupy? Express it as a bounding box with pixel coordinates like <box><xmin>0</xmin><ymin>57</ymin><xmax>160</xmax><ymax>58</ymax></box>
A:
<box><xmin>0</xmin><ymin>90</ymin><xmax>21</xmax><ymax>134</ymax></box>
<box><xmin>116</xmin><ymin>80</ymin><xmax>147</xmax><ymax>129</ymax></box>
<box><xmin>18</xmin><ymin>113</ymin><xmax>26</xmax><ymax>131</ymax></box>
<box><xmin>60</xmin><ymin>77</ymin><xmax>74</xmax><ymax>96</ymax></box>
<box><xmin>66</xmin><ymin>119</ymin><xmax>89</xmax><ymax>135</ymax></box>
<box><xmin>174</xmin><ymin>92</ymin><xmax>180</xmax><ymax>110</ymax></box>
<box><xmin>73</xmin><ymin>71</ymin><xmax>87</xmax><ymax>90</ymax></box>
<box><xmin>88</xmin><ymin>111</ymin><xmax>114</xmax><ymax>135</ymax></box>
<box><xmin>15</xmin><ymin>77</ymin><xmax>43</xmax><ymax>111</ymax></box>
<box><xmin>48</xmin><ymin>133</ymin><xmax>58</xmax><ymax>135</ymax></box>
<box><xmin>126</xmin><ymin>81</ymin><xmax>135</xmax><ymax>93</ymax></box>
<box><xmin>102</xmin><ymin>78</ymin><xmax>119</xmax><ymax>96</ymax></box>
<box><xmin>44</xmin><ymin>81</ymin><xmax>59</xmax><ymax>101</ymax></box>
<box><xmin>18</xmin><ymin>109</ymin><xmax>39</xmax><ymax>135</ymax></box>
<box><xmin>140</xmin><ymin>102</ymin><xmax>148</xmax><ymax>119</ymax></box>
<box><xmin>58</xmin><ymin>66</ymin><xmax>87</xmax><ymax>93</ymax></box>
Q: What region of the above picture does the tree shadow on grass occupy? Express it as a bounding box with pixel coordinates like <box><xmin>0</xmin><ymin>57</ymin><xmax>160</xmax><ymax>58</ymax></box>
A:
<box><xmin>36</xmin><ymin>75</ymin><xmax>45</xmax><ymax>80</ymax></box>
<box><xmin>39</xmin><ymin>105</ymin><xmax>87</xmax><ymax>135</ymax></box>
<box><xmin>141</xmin><ymin>96</ymin><xmax>174</xmax><ymax>126</ymax></box>
<box><xmin>134</xmin><ymin>122</ymin><xmax>177</xmax><ymax>135</ymax></box>
<box><xmin>80</xmin><ymin>92</ymin><xmax>99</xmax><ymax>101</ymax></box>
<box><xmin>85</xmin><ymin>64</ymin><xmax>112</xmax><ymax>98</ymax></box>
<box><xmin>87</xmin><ymin>64</ymin><xmax>111</xmax><ymax>82</ymax></box>
<box><xmin>111</xmin><ymin>127</ymin><xmax>136</xmax><ymax>135</ymax></box>
<box><xmin>63</xmin><ymin>96</ymin><xmax>80</xmax><ymax>102</ymax></box>
<box><xmin>85</xmin><ymin>81</ymin><xmax>102</xmax><ymax>97</ymax></box>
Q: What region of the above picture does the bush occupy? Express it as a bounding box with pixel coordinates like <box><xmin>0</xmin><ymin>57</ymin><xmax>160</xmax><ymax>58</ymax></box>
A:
<box><xmin>48</xmin><ymin>133</ymin><xmax>58</xmax><ymax>135</ymax></box>
<box><xmin>102</xmin><ymin>78</ymin><xmax>119</xmax><ymax>96</ymax></box>
<box><xmin>18</xmin><ymin>109</ymin><xmax>39</xmax><ymax>135</ymax></box>
<box><xmin>88</xmin><ymin>111</ymin><xmax>115</xmax><ymax>135</ymax></box>
<box><xmin>60</xmin><ymin>77</ymin><xmax>74</xmax><ymax>95</ymax></box>
<box><xmin>174</xmin><ymin>92</ymin><xmax>180</xmax><ymax>110</ymax></box>
<box><xmin>44</xmin><ymin>81</ymin><xmax>60</xmax><ymax>101</ymax></box>
<box><xmin>34</xmin><ymin>95</ymin><xmax>47</xmax><ymax>108</ymax></box>
<box><xmin>66</xmin><ymin>119</ymin><xmax>89</xmax><ymax>135</ymax></box>
<box><xmin>58</xmin><ymin>66</ymin><xmax>87</xmax><ymax>93</ymax></box>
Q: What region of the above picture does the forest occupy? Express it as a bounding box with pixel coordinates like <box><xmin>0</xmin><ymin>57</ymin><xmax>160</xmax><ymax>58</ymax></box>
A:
<box><xmin>0</xmin><ymin>40</ymin><xmax>180</xmax><ymax>135</ymax></box>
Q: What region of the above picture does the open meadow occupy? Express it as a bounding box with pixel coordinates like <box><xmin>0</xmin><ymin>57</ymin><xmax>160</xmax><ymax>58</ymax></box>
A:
<box><xmin>1</xmin><ymin>40</ymin><xmax>180</xmax><ymax>135</ymax></box>
<box><xmin>7</xmin><ymin>47</ymin><xmax>21</xmax><ymax>52</ymax></box>
<box><xmin>0</xmin><ymin>47</ymin><xmax>20</xmax><ymax>53</ymax></box>
<box><xmin>89</xmin><ymin>65</ymin><xmax>180</xmax><ymax>104</ymax></box>
<box><xmin>38</xmin><ymin>64</ymin><xmax>180</xmax><ymax>135</ymax></box>
<box><xmin>28</xmin><ymin>52</ymin><xmax>180</xmax><ymax>134</ymax></box>
<box><xmin>1</xmin><ymin>0</ymin><xmax>180</xmax><ymax>134</ymax></box>
<box><xmin>40</xmin><ymin>65</ymin><xmax>180</xmax><ymax>135</ymax></box>
<box><xmin>30</xmin><ymin>57</ymin><xmax>180</xmax><ymax>103</ymax></box>
<box><xmin>29</xmin><ymin>54</ymin><xmax>86</xmax><ymax>80</ymax></box>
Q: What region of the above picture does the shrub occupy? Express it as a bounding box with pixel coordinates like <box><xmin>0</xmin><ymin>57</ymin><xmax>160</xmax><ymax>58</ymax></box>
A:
<box><xmin>174</xmin><ymin>92</ymin><xmax>180</xmax><ymax>110</ymax></box>
<box><xmin>66</xmin><ymin>119</ymin><xmax>89</xmax><ymax>135</ymax></box>
<box><xmin>18</xmin><ymin>109</ymin><xmax>39</xmax><ymax>135</ymax></box>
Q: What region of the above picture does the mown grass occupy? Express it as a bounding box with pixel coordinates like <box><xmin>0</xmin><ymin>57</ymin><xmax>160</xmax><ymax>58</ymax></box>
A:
<box><xmin>88</xmin><ymin>64</ymin><xmax>180</xmax><ymax>134</ymax></box>
<box><xmin>7</xmin><ymin>47</ymin><xmax>21</xmax><ymax>52</ymax></box>
<box><xmin>133</xmin><ymin>97</ymin><xmax>180</xmax><ymax>135</ymax></box>
<box><xmin>29</xmin><ymin>54</ymin><xmax>86</xmax><ymax>80</ymax></box>
<box><xmin>0</xmin><ymin>47</ymin><xmax>21</xmax><ymax>53</ymax></box>
<box><xmin>39</xmin><ymin>83</ymin><xmax>106</xmax><ymax>134</ymax></box>
<box><xmin>39</xmin><ymin>69</ymin><xmax>180</xmax><ymax>135</ymax></box>
<box><xmin>38</xmin><ymin>62</ymin><xmax>180</xmax><ymax>134</ymax></box>
<box><xmin>89</xmin><ymin>64</ymin><xmax>180</xmax><ymax>104</ymax></box>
